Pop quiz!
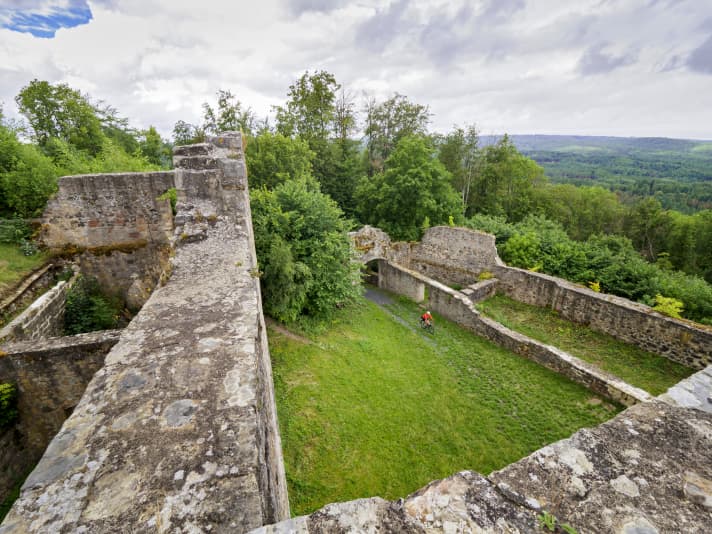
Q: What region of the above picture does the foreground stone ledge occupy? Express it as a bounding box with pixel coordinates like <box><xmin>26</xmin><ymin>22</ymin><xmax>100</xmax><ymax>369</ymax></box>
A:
<box><xmin>255</xmin><ymin>400</ymin><xmax>712</xmax><ymax>533</ymax></box>
<box><xmin>0</xmin><ymin>134</ymin><xmax>288</xmax><ymax>533</ymax></box>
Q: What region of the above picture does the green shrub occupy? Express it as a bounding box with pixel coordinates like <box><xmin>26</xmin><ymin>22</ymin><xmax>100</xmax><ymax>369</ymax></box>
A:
<box><xmin>0</xmin><ymin>219</ymin><xmax>31</xmax><ymax>245</ymax></box>
<box><xmin>653</xmin><ymin>294</ymin><xmax>684</xmax><ymax>318</ymax></box>
<box><xmin>64</xmin><ymin>275</ymin><xmax>121</xmax><ymax>335</ymax></box>
<box><xmin>157</xmin><ymin>187</ymin><xmax>177</xmax><ymax>215</ymax></box>
<box><xmin>0</xmin><ymin>383</ymin><xmax>18</xmax><ymax>428</ymax></box>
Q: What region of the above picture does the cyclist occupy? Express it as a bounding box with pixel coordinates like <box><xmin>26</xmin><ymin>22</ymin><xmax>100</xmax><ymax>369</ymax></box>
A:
<box><xmin>420</xmin><ymin>310</ymin><xmax>433</xmax><ymax>327</ymax></box>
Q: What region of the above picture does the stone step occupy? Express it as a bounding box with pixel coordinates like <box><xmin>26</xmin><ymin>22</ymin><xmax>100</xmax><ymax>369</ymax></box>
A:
<box><xmin>172</xmin><ymin>143</ymin><xmax>213</xmax><ymax>157</ymax></box>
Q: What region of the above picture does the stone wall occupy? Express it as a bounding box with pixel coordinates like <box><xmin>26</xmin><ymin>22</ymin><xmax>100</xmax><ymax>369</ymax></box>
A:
<box><xmin>378</xmin><ymin>261</ymin><xmax>651</xmax><ymax>406</ymax></box>
<box><xmin>0</xmin><ymin>134</ymin><xmax>289</xmax><ymax>533</ymax></box>
<box><xmin>0</xmin><ymin>264</ymin><xmax>58</xmax><ymax>326</ymax></box>
<box><xmin>358</xmin><ymin>224</ymin><xmax>711</xmax><ymax>370</ymax></box>
<box><xmin>41</xmin><ymin>171</ymin><xmax>175</xmax><ymax>309</ymax></box>
<box><xmin>378</xmin><ymin>260</ymin><xmax>425</xmax><ymax>303</ymax></box>
<box><xmin>407</xmin><ymin>226</ymin><xmax>502</xmax><ymax>286</ymax></box>
<box><xmin>0</xmin><ymin>277</ymin><xmax>75</xmax><ymax>343</ymax></box>
<box><xmin>494</xmin><ymin>266</ymin><xmax>712</xmax><ymax>369</ymax></box>
<box><xmin>0</xmin><ymin>330</ymin><xmax>120</xmax><ymax>505</ymax></box>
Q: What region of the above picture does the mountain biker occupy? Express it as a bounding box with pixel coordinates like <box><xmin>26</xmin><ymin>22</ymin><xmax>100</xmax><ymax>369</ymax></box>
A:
<box><xmin>421</xmin><ymin>311</ymin><xmax>433</xmax><ymax>327</ymax></box>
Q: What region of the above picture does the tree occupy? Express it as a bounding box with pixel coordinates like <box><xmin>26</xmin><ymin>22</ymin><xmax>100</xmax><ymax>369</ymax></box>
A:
<box><xmin>355</xmin><ymin>135</ymin><xmax>463</xmax><ymax>241</ymax></box>
<box><xmin>625</xmin><ymin>198</ymin><xmax>671</xmax><ymax>261</ymax></box>
<box><xmin>246</xmin><ymin>132</ymin><xmax>314</xmax><ymax>190</ymax></box>
<box><xmin>437</xmin><ymin>124</ymin><xmax>481</xmax><ymax>214</ymax></box>
<box><xmin>202</xmin><ymin>89</ymin><xmax>255</xmax><ymax>136</ymax></box>
<box><xmin>15</xmin><ymin>79</ymin><xmax>104</xmax><ymax>155</ymax></box>
<box><xmin>172</xmin><ymin>119</ymin><xmax>204</xmax><ymax>146</ymax></box>
<box><xmin>139</xmin><ymin>126</ymin><xmax>171</xmax><ymax>167</ymax></box>
<box><xmin>471</xmin><ymin>135</ymin><xmax>545</xmax><ymax>221</ymax></box>
<box><xmin>275</xmin><ymin>70</ymin><xmax>338</xmax><ymax>142</ymax></box>
<box><xmin>274</xmin><ymin>71</ymin><xmax>362</xmax><ymax>214</ymax></box>
<box><xmin>251</xmin><ymin>178</ymin><xmax>360</xmax><ymax>322</ymax></box>
<box><xmin>364</xmin><ymin>93</ymin><xmax>430</xmax><ymax>174</ymax></box>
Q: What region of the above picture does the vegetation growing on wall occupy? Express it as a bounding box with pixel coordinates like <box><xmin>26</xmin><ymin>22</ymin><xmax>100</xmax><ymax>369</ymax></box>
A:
<box><xmin>63</xmin><ymin>275</ymin><xmax>122</xmax><ymax>335</ymax></box>
<box><xmin>0</xmin><ymin>383</ymin><xmax>18</xmax><ymax>429</ymax></box>
<box><xmin>467</xmin><ymin>214</ymin><xmax>712</xmax><ymax>324</ymax></box>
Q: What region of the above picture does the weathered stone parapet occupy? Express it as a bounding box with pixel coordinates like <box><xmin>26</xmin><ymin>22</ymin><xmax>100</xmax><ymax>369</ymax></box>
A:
<box><xmin>0</xmin><ymin>276</ymin><xmax>75</xmax><ymax>343</ymax></box>
<box><xmin>42</xmin><ymin>171</ymin><xmax>175</xmax><ymax>250</ymax></box>
<box><xmin>460</xmin><ymin>278</ymin><xmax>498</xmax><ymax>303</ymax></box>
<box><xmin>660</xmin><ymin>365</ymin><xmax>712</xmax><ymax>414</ymax></box>
<box><xmin>0</xmin><ymin>330</ymin><xmax>120</xmax><ymax>505</ymax></box>
<box><xmin>494</xmin><ymin>265</ymin><xmax>712</xmax><ymax>369</ymax></box>
<box><xmin>378</xmin><ymin>260</ymin><xmax>651</xmax><ymax>406</ymax></box>
<box><xmin>41</xmin><ymin>170</ymin><xmax>176</xmax><ymax>309</ymax></box>
<box><xmin>253</xmin><ymin>400</ymin><xmax>712</xmax><ymax>533</ymax></box>
<box><xmin>0</xmin><ymin>133</ymin><xmax>289</xmax><ymax>533</ymax></box>
<box><xmin>0</xmin><ymin>263</ymin><xmax>58</xmax><ymax>324</ymax></box>
<box><xmin>0</xmin><ymin>330</ymin><xmax>121</xmax><ymax>457</ymax></box>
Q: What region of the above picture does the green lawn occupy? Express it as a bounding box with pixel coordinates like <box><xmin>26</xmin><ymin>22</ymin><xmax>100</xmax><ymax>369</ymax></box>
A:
<box><xmin>476</xmin><ymin>294</ymin><xmax>694</xmax><ymax>395</ymax></box>
<box><xmin>0</xmin><ymin>243</ymin><xmax>50</xmax><ymax>298</ymax></box>
<box><xmin>270</xmin><ymin>291</ymin><xmax>620</xmax><ymax>516</ymax></box>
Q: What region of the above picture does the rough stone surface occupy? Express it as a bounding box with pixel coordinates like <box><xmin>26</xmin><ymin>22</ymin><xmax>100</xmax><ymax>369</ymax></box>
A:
<box><xmin>0</xmin><ymin>276</ymin><xmax>75</xmax><ymax>343</ymax></box>
<box><xmin>489</xmin><ymin>400</ymin><xmax>712</xmax><ymax>533</ymax></box>
<box><xmin>661</xmin><ymin>365</ymin><xmax>712</xmax><ymax>414</ymax></box>
<box><xmin>257</xmin><ymin>401</ymin><xmax>712</xmax><ymax>533</ymax></box>
<box><xmin>0</xmin><ymin>329</ymin><xmax>120</xmax><ymax>505</ymax></box>
<box><xmin>41</xmin><ymin>170</ymin><xmax>175</xmax><ymax>308</ymax></box>
<box><xmin>0</xmin><ymin>263</ymin><xmax>59</xmax><ymax>325</ymax></box>
<box><xmin>0</xmin><ymin>134</ymin><xmax>289</xmax><ymax>533</ymax></box>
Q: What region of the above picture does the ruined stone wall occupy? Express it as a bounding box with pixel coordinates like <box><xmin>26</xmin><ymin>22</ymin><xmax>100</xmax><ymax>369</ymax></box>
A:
<box><xmin>1</xmin><ymin>134</ymin><xmax>289</xmax><ymax>533</ymax></box>
<box><xmin>0</xmin><ymin>264</ymin><xmax>59</xmax><ymax>326</ymax></box>
<box><xmin>494</xmin><ymin>266</ymin><xmax>712</xmax><ymax>369</ymax></box>
<box><xmin>360</xmin><ymin>224</ymin><xmax>711</xmax><ymax>370</ymax></box>
<box><xmin>42</xmin><ymin>171</ymin><xmax>175</xmax><ymax>309</ymax></box>
<box><xmin>0</xmin><ymin>278</ymin><xmax>74</xmax><ymax>343</ymax></box>
<box><xmin>406</xmin><ymin>226</ymin><xmax>502</xmax><ymax>286</ymax></box>
<box><xmin>378</xmin><ymin>260</ymin><xmax>425</xmax><ymax>302</ymax></box>
<box><xmin>0</xmin><ymin>330</ymin><xmax>120</xmax><ymax>505</ymax></box>
<box><xmin>378</xmin><ymin>261</ymin><xmax>650</xmax><ymax>406</ymax></box>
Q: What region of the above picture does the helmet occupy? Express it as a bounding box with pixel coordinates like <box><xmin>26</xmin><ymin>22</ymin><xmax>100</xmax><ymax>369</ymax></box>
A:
<box><xmin>426</xmin><ymin>311</ymin><xmax>430</xmax><ymax>314</ymax></box>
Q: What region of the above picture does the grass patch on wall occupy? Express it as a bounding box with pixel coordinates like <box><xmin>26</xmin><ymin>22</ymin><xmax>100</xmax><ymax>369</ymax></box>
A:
<box><xmin>0</xmin><ymin>244</ymin><xmax>49</xmax><ymax>298</ymax></box>
<box><xmin>476</xmin><ymin>294</ymin><xmax>694</xmax><ymax>395</ymax></box>
<box><xmin>270</xmin><ymin>292</ymin><xmax>620</xmax><ymax>517</ymax></box>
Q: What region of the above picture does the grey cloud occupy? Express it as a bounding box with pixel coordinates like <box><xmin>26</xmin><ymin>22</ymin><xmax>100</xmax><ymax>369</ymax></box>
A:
<box><xmin>687</xmin><ymin>34</ymin><xmax>712</xmax><ymax>74</ymax></box>
<box><xmin>354</xmin><ymin>0</ymin><xmax>409</xmax><ymax>53</ymax></box>
<box><xmin>479</xmin><ymin>0</ymin><xmax>525</xmax><ymax>24</ymax></box>
<box><xmin>578</xmin><ymin>43</ymin><xmax>638</xmax><ymax>76</ymax></box>
<box><xmin>284</xmin><ymin>0</ymin><xmax>349</xmax><ymax>16</ymax></box>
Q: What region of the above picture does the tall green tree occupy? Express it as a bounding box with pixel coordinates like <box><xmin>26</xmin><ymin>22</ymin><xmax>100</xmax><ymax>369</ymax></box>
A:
<box><xmin>437</xmin><ymin>124</ymin><xmax>481</xmax><ymax>215</ymax></box>
<box><xmin>364</xmin><ymin>93</ymin><xmax>430</xmax><ymax>174</ymax></box>
<box><xmin>202</xmin><ymin>89</ymin><xmax>255</xmax><ymax>136</ymax></box>
<box><xmin>355</xmin><ymin>135</ymin><xmax>463</xmax><ymax>240</ymax></box>
<box><xmin>251</xmin><ymin>178</ymin><xmax>360</xmax><ymax>322</ymax></box>
<box><xmin>246</xmin><ymin>132</ymin><xmax>314</xmax><ymax>190</ymax></box>
<box><xmin>471</xmin><ymin>135</ymin><xmax>545</xmax><ymax>221</ymax></box>
<box><xmin>15</xmin><ymin>79</ymin><xmax>105</xmax><ymax>155</ymax></box>
<box><xmin>274</xmin><ymin>71</ymin><xmax>362</xmax><ymax>213</ymax></box>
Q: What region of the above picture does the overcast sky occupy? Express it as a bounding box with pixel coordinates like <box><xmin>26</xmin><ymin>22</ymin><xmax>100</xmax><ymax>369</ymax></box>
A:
<box><xmin>1</xmin><ymin>0</ymin><xmax>711</xmax><ymax>140</ymax></box>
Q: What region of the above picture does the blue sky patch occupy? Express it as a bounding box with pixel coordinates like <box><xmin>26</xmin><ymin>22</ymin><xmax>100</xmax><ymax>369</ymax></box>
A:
<box><xmin>1</xmin><ymin>2</ymin><xmax>92</xmax><ymax>38</ymax></box>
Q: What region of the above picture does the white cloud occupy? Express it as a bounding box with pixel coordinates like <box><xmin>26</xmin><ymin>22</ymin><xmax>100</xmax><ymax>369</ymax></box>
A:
<box><xmin>0</xmin><ymin>0</ymin><xmax>710</xmax><ymax>140</ymax></box>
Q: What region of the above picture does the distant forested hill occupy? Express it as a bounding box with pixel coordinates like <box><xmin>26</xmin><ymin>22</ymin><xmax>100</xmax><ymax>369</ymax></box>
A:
<box><xmin>481</xmin><ymin>135</ymin><xmax>712</xmax><ymax>212</ymax></box>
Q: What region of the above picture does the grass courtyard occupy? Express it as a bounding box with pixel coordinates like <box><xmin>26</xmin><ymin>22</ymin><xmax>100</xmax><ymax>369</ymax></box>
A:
<box><xmin>269</xmin><ymin>290</ymin><xmax>621</xmax><ymax>516</ymax></box>
<box><xmin>476</xmin><ymin>294</ymin><xmax>694</xmax><ymax>395</ymax></box>
<box><xmin>0</xmin><ymin>243</ymin><xmax>49</xmax><ymax>299</ymax></box>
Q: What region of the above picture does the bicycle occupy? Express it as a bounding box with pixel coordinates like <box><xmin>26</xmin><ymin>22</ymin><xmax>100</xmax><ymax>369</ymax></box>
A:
<box><xmin>419</xmin><ymin>317</ymin><xmax>435</xmax><ymax>334</ymax></box>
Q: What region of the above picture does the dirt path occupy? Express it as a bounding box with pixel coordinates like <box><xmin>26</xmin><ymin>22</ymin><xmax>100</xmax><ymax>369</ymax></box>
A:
<box><xmin>265</xmin><ymin>317</ymin><xmax>312</xmax><ymax>344</ymax></box>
